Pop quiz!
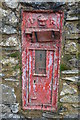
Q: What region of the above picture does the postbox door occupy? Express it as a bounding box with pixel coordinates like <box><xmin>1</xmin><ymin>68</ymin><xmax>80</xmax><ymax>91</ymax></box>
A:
<box><xmin>22</xmin><ymin>11</ymin><xmax>63</xmax><ymax>110</ymax></box>
<box><xmin>28</xmin><ymin>49</ymin><xmax>54</xmax><ymax>105</ymax></box>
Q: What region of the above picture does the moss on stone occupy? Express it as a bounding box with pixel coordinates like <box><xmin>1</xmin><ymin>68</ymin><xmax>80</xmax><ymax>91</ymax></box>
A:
<box><xmin>13</xmin><ymin>64</ymin><xmax>20</xmax><ymax>71</ymax></box>
<box><xmin>9</xmin><ymin>51</ymin><xmax>19</xmax><ymax>58</ymax></box>
<box><xmin>60</xmin><ymin>63</ymin><xmax>71</xmax><ymax>71</ymax></box>
<box><xmin>63</xmin><ymin>54</ymin><xmax>72</xmax><ymax>61</ymax></box>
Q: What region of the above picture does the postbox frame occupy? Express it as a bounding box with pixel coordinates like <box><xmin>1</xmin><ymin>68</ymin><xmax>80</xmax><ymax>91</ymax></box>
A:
<box><xmin>22</xmin><ymin>10</ymin><xmax>63</xmax><ymax>111</ymax></box>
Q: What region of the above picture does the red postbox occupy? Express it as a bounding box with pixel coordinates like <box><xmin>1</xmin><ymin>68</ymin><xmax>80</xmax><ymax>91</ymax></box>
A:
<box><xmin>22</xmin><ymin>10</ymin><xmax>63</xmax><ymax>111</ymax></box>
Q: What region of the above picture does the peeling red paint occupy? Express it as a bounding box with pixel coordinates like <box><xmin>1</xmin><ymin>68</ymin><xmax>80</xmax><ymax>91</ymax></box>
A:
<box><xmin>22</xmin><ymin>10</ymin><xmax>63</xmax><ymax>111</ymax></box>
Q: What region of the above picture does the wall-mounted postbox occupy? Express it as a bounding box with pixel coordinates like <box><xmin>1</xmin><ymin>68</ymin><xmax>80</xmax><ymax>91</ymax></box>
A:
<box><xmin>22</xmin><ymin>10</ymin><xmax>63</xmax><ymax>111</ymax></box>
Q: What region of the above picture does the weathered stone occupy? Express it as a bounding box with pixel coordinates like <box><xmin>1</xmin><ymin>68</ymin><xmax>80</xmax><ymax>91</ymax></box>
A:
<box><xmin>72</xmin><ymin>104</ymin><xmax>80</xmax><ymax>109</ymax></box>
<box><xmin>1</xmin><ymin>84</ymin><xmax>16</xmax><ymax>104</ymax></box>
<box><xmin>64</xmin><ymin>113</ymin><xmax>80</xmax><ymax>118</ymax></box>
<box><xmin>0</xmin><ymin>8</ymin><xmax>8</xmax><ymax>17</ymax></box>
<box><xmin>0</xmin><ymin>8</ymin><xmax>18</xmax><ymax>26</ymax></box>
<box><xmin>2</xmin><ymin>46</ymin><xmax>19</xmax><ymax>51</ymax></box>
<box><xmin>0</xmin><ymin>73</ymin><xmax>5</xmax><ymax>77</ymax></box>
<box><xmin>4</xmin><ymin>0</ymin><xmax>18</xmax><ymax>9</ymax></box>
<box><xmin>12</xmin><ymin>69</ymin><xmax>20</xmax><ymax>76</ymax></box>
<box><xmin>2</xmin><ymin>68</ymin><xmax>20</xmax><ymax>77</ymax></box>
<box><xmin>59</xmin><ymin>106</ymin><xmax>68</xmax><ymax>112</ymax></box>
<box><xmin>69</xmin><ymin>58</ymin><xmax>78</xmax><ymax>68</ymax></box>
<box><xmin>5</xmin><ymin>78</ymin><xmax>19</xmax><ymax>82</ymax></box>
<box><xmin>0</xmin><ymin>104</ymin><xmax>11</xmax><ymax>113</ymax></box>
<box><xmin>60</xmin><ymin>95</ymin><xmax>80</xmax><ymax>103</ymax></box>
<box><xmin>1</xmin><ymin>84</ymin><xmax>14</xmax><ymax>94</ymax></box>
<box><xmin>2</xmin><ymin>93</ymin><xmax>16</xmax><ymax>104</ymax></box>
<box><xmin>3</xmin><ymin>12</ymin><xmax>18</xmax><ymax>26</ymax></box>
<box><xmin>68</xmin><ymin>2</ymin><xmax>78</xmax><ymax>6</ymax></box>
<box><xmin>10</xmin><ymin>103</ymin><xmax>19</xmax><ymax>113</ymax></box>
<box><xmin>0</xmin><ymin>114</ymin><xmax>2</xmax><ymax>119</ymax></box>
<box><xmin>0</xmin><ymin>21</ymin><xmax>2</xmax><ymax>30</ymax></box>
<box><xmin>20</xmin><ymin>2</ymin><xmax>65</xmax><ymax>10</ymax></box>
<box><xmin>0</xmin><ymin>25</ymin><xmax>17</xmax><ymax>34</ymax></box>
<box><xmin>2</xmin><ymin>113</ymin><xmax>25</xmax><ymax>119</ymax></box>
<box><xmin>60</xmin><ymin>83</ymin><xmax>77</xmax><ymax>96</ymax></box>
<box><xmin>42</xmin><ymin>112</ymin><xmax>62</xmax><ymax>119</ymax></box>
<box><xmin>65</xmin><ymin>22</ymin><xmax>80</xmax><ymax>34</ymax></box>
<box><xmin>66</xmin><ymin>34</ymin><xmax>80</xmax><ymax>40</ymax></box>
<box><xmin>2</xmin><ymin>113</ymin><xmax>20</xmax><ymax>119</ymax></box>
<box><xmin>65</xmin><ymin>41</ymin><xmax>78</xmax><ymax>53</ymax></box>
<box><xmin>66</xmin><ymin>16</ymin><xmax>80</xmax><ymax>21</ymax></box>
<box><xmin>32</xmin><ymin>118</ymin><xmax>46</xmax><ymax>120</ymax></box>
<box><xmin>62</xmin><ymin>76</ymin><xmax>79</xmax><ymax>83</ymax></box>
<box><xmin>12</xmin><ymin>114</ymin><xmax>21</xmax><ymax>119</ymax></box>
<box><xmin>0</xmin><ymin>36</ymin><xmax>18</xmax><ymax>46</ymax></box>
<box><xmin>1</xmin><ymin>57</ymin><xmax>18</xmax><ymax>65</ymax></box>
<box><xmin>62</xmin><ymin>69</ymin><xmax>79</xmax><ymax>74</ymax></box>
<box><xmin>67</xmin><ymin>9</ymin><xmax>80</xmax><ymax>15</ymax></box>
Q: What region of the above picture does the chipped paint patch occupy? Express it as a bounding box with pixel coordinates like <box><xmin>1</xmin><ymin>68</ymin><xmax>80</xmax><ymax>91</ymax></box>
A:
<box><xmin>22</xmin><ymin>10</ymin><xmax>63</xmax><ymax>111</ymax></box>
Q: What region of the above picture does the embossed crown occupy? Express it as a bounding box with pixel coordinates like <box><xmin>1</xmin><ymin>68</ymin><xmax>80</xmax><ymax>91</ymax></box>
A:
<box><xmin>38</xmin><ymin>15</ymin><xmax>47</xmax><ymax>26</ymax></box>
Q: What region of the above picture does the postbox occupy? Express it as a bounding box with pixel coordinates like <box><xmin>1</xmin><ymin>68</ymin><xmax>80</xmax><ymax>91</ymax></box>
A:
<box><xmin>22</xmin><ymin>10</ymin><xmax>63</xmax><ymax>111</ymax></box>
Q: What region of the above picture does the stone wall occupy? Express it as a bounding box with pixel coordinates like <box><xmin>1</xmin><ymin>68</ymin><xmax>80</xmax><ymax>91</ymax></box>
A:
<box><xmin>58</xmin><ymin>2</ymin><xmax>80</xmax><ymax>118</ymax></box>
<box><xmin>0</xmin><ymin>1</ymin><xmax>80</xmax><ymax>119</ymax></box>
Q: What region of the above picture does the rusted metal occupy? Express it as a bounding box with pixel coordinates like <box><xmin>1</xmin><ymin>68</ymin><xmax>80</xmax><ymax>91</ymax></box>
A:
<box><xmin>22</xmin><ymin>10</ymin><xmax>63</xmax><ymax>111</ymax></box>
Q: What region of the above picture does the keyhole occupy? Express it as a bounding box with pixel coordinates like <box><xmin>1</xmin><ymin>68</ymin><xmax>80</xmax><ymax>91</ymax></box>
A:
<box><xmin>34</xmin><ymin>80</ymin><xmax>36</xmax><ymax>84</ymax></box>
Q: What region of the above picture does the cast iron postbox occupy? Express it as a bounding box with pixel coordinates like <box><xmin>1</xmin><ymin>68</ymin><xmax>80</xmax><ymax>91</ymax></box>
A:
<box><xmin>22</xmin><ymin>10</ymin><xmax>63</xmax><ymax>111</ymax></box>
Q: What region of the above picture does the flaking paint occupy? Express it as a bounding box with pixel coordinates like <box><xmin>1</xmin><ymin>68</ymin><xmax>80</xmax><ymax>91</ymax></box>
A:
<box><xmin>22</xmin><ymin>10</ymin><xmax>63</xmax><ymax>111</ymax></box>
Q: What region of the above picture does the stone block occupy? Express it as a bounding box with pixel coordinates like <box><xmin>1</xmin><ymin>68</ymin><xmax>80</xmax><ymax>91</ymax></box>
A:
<box><xmin>2</xmin><ymin>12</ymin><xmax>18</xmax><ymax>27</ymax></box>
<box><xmin>10</xmin><ymin>103</ymin><xmax>19</xmax><ymax>113</ymax></box>
<box><xmin>5</xmin><ymin>78</ymin><xmax>19</xmax><ymax>82</ymax></box>
<box><xmin>0</xmin><ymin>8</ymin><xmax>18</xmax><ymax>27</ymax></box>
<box><xmin>66</xmin><ymin>16</ymin><xmax>80</xmax><ymax>21</ymax></box>
<box><xmin>60</xmin><ymin>95</ymin><xmax>80</xmax><ymax>103</ymax></box>
<box><xmin>0</xmin><ymin>104</ymin><xmax>11</xmax><ymax>113</ymax></box>
<box><xmin>64</xmin><ymin>113</ymin><xmax>80</xmax><ymax>118</ymax></box>
<box><xmin>65</xmin><ymin>41</ymin><xmax>78</xmax><ymax>53</ymax></box>
<box><xmin>0</xmin><ymin>36</ymin><xmax>19</xmax><ymax>46</ymax></box>
<box><xmin>62</xmin><ymin>69</ymin><xmax>79</xmax><ymax>75</ymax></box>
<box><xmin>72</xmin><ymin>104</ymin><xmax>80</xmax><ymax>110</ymax></box>
<box><xmin>1</xmin><ymin>84</ymin><xmax>17</xmax><ymax>104</ymax></box>
<box><xmin>0</xmin><ymin>73</ymin><xmax>5</xmax><ymax>77</ymax></box>
<box><xmin>1</xmin><ymin>57</ymin><xmax>18</xmax><ymax>65</ymax></box>
<box><xmin>69</xmin><ymin>58</ymin><xmax>78</xmax><ymax>68</ymax></box>
<box><xmin>67</xmin><ymin>9</ymin><xmax>80</xmax><ymax>15</ymax></box>
<box><xmin>65</xmin><ymin>22</ymin><xmax>80</xmax><ymax>34</ymax></box>
<box><xmin>0</xmin><ymin>7</ymin><xmax>8</xmax><ymax>17</ymax></box>
<box><xmin>66</xmin><ymin>34</ymin><xmax>80</xmax><ymax>40</ymax></box>
<box><xmin>60</xmin><ymin>83</ymin><xmax>77</xmax><ymax>96</ymax></box>
<box><xmin>0</xmin><ymin>25</ymin><xmax>17</xmax><ymax>34</ymax></box>
<box><xmin>4</xmin><ymin>0</ymin><xmax>18</xmax><ymax>9</ymax></box>
<box><xmin>62</xmin><ymin>76</ymin><xmax>79</xmax><ymax>83</ymax></box>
